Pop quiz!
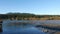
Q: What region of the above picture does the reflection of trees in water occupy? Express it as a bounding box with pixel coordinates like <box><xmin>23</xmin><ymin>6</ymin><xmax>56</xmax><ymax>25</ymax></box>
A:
<box><xmin>7</xmin><ymin>22</ymin><xmax>32</xmax><ymax>28</ymax></box>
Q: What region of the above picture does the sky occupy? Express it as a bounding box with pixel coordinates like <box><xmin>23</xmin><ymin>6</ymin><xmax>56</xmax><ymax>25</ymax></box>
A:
<box><xmin>0</xmin><ymin>0</ymin><xmax>60</xmax><ymax>15</ymax></box>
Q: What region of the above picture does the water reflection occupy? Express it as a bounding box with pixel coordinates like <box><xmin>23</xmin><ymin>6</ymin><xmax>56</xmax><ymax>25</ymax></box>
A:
<box><xmin>2</xmin><ymin>20</ymin><xmax>46</xmax><ymax>34</ymax></box>
<box><xmin>2</xmin><ymin>20</ymin><xmax>60</xmax><ymax>34</ymax></box>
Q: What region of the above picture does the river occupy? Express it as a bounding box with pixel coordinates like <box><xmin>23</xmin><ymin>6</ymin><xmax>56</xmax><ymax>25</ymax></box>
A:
<box><xmin>1</xmin><ymin>20</ymin><xmax>60</xmax><ymax>34</ymax></box>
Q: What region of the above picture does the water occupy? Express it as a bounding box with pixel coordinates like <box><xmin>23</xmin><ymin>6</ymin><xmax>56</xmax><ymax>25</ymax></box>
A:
<box><xmin>1</xmin><ymin>20</ymin><xmax>46</xmax><ymax>34</ymax></box>
<box><xmin>1</xmin><ymin>20</ymin><xmax>60</xmax><ymax>34</ymax></box>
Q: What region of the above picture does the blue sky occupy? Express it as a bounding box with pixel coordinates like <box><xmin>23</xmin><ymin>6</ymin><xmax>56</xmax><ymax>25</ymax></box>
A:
<box><xmin>0</xmin><ymin>0</ymin><xmax>60</xmax><ymax>15</ymax></box>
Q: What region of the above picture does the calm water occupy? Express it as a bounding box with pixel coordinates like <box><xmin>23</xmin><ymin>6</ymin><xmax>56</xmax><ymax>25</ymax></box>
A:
<box><xmin>1</xmin><ymin>20</ymin><xmax>60</xmax><ymax>34</ymax></box>
<box><xmin>1</xmin><ymin>20</ymin><xmax>46</xmax><ymax>34</ymax></box>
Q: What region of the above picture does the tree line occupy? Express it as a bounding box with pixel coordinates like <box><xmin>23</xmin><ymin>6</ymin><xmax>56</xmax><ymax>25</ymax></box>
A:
<box><xmin>0</xmin><ymin>13</ymin><xmax>60</xmax><ymax>20</ymax></box>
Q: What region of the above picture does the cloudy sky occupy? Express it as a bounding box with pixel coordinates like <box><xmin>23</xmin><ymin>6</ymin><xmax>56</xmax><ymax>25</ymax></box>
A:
<box><xmin>0</xmin><ymin>0</ymin><xmax>60</xmax><ymax>15</ymax></box>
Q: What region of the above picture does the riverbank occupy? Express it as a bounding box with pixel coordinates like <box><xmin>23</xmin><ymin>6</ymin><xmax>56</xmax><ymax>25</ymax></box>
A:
<box><xmin>36</xmin><ymin>24</ymin><xmax>60</xmax><ymax>31</ymax></box>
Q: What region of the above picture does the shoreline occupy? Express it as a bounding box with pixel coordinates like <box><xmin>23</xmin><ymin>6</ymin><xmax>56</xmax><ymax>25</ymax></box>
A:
<box><xmin>36</xmin><ymin>24</ymin><xmax>60</xmax><ymax>31</ymax></box>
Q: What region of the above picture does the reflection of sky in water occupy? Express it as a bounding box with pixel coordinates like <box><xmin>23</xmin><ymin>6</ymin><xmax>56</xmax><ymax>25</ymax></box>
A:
<box><xmin>2</xmin><ymin>20</ymin><xmax>60</xmax><ymax>34</ymax></box>
<box><xmin>2</xmin><ymin>25</ymin><xmax>45</xmax><ymax>34</ymax></box>
<box><xmin>3</xmin><ymin>25</ymin><xmax>34</xmax><ymax>32</ymax></box>
<box><xmin>1</xmin><ymin>20</ymin><xmax>46</xmax><ymax>34</ymax></box>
